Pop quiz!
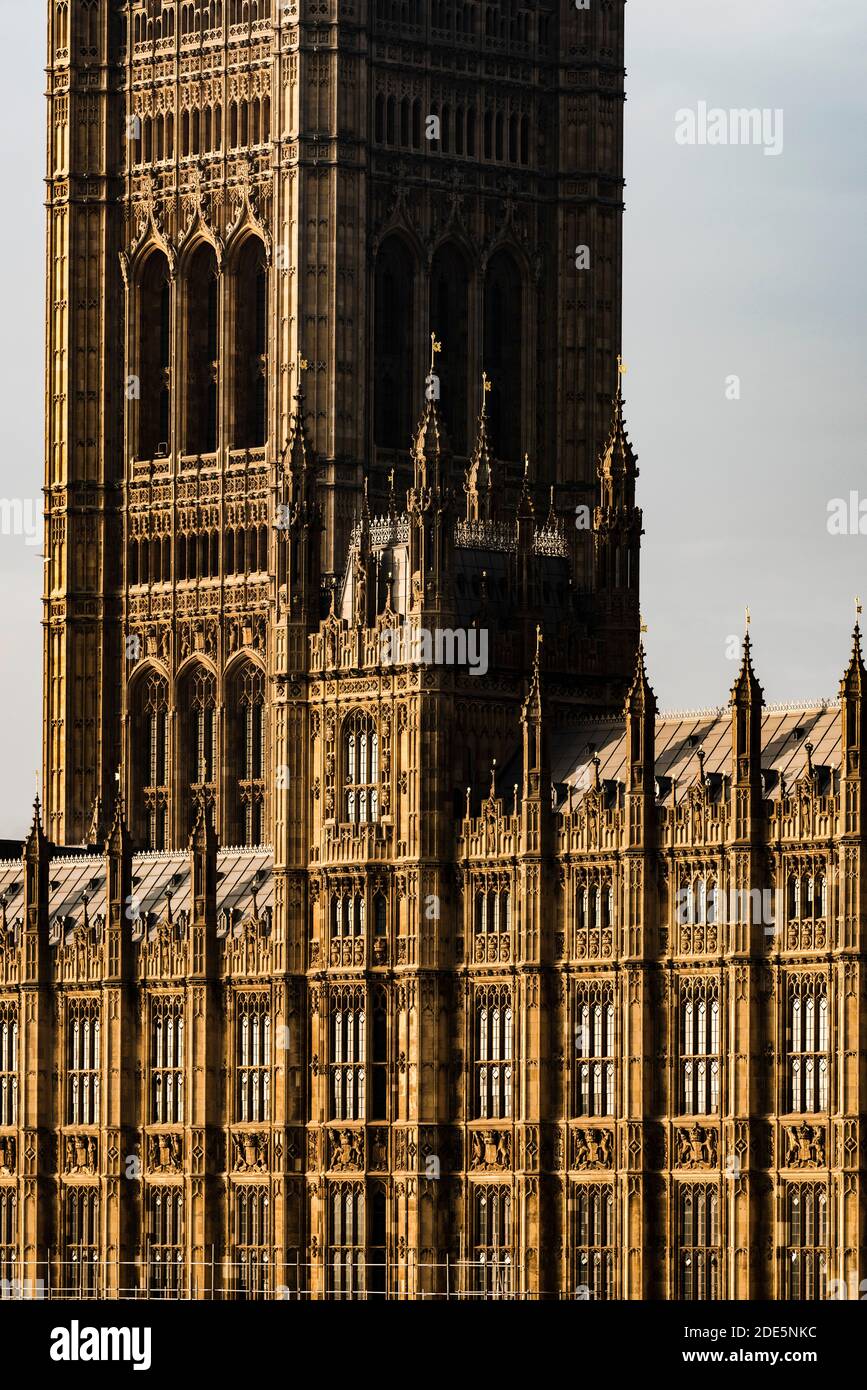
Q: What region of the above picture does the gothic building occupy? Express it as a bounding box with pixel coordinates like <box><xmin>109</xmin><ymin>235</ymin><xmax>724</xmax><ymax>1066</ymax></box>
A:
<box><xmin>0</xmin><ymin>0</ymin><xmax>861</xmax><ymax>1300</ymax></box>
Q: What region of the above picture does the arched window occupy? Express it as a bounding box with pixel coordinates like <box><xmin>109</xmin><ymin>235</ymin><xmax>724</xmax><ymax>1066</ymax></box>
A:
<box><xmin>184</xmin><ymin>244</ymin><xmax>219</xmax><ymax>455</ymax></box>
<box><xmin>573</xmin><ymin>1184</ymin><xmax>614</xmax><ymax>1301</ymax></box>
<box><xmin>678</xmin><ymin>1186</ymin><xmax>719</xmax><ymax>1301</ymax></box>
<box><xmin>475</xmin><ymin>985</ymin><xmax>513</xmax><ymax>1119</ymax></box>
<box><xmin>785</xmin><ymin>1185</ymin><xmax>828</xmax><ymax>1300</ymax></box>
<box><xmin>64</xmin><ymin>1187</ymin><xmax>99</xmax><ymax>1298</ymax></box>
<box><xmin>342</xmin><ymin>711</ymin><xmax>379</xmax><ymax>824</ymax></box>
<box><xmin>680</xmin><ymin>980</ymin><xmax>720</xmax><ymax>1115</ymax></box>
<box><xmin>0</xmin><ymin>1003</ymin><xmax>19</xmax><ymax>1127</ymax></box>
<box><xmin>232</xmin><ymin>239</ymin><xmax>267</xmax><ymax>448</ymax></box>
<box><xmin>573</xmin><ymin>980</ymin><xmax>615</xmax><ymax>1118</ymax></box>
<box><xmin>473</xmin><ymin>1187</ymin><xmax>512</xmax><ymax>1298</ymax></box>
<box><xmin>429</xmin><ymin>242</ymin><xmax>469</xmax><ymax>453</ymax></box>
<box><xmin>137</xmin><ymin>252</ymin><xmax>171</xmax><ymax>458</ymax></box>
<box><xmin>180</xmin><ymin>665</ymin><xmax>217</xmax><ymax>833</ymax></box>
<box><xmin>131</xmin><ymin>671</ymin><xmax>169</xmax><ymax>849</ymax></box>
<box><xmin>235</xmin><ymin>993</ymin><xmax>271</xmax><ymax>1122</ymax></box>
<box><xmin>330</xmin><ymin>987</ymin><xmax>366</xmax><ymax>1121</ymax></box>
<box><xmin>227</xmin><ymin>663</ymin><xmax>266</xmax><ymax>846</ymax></box>
<box><xmin>787</xmin><ymin>977</ymin><xmax>828</xmax><ymax>1113</ymax></box>
<box><xmin>66</xmin><ymin>998</ymin><xmax>100</xmax><ymax>1126</ymax></box>
<box><xmin>483</xmin><ymin>249</ymin><xmax>522</xmax><ymax>460</ymax></box>
<box><xmin>373</xmin><ymin>237</ymin><xmax>414</xmax><ymax>449</ymax></box>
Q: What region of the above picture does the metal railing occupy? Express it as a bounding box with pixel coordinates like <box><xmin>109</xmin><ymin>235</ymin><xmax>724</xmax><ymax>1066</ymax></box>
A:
<box><xmin>0</xmin><ymin>1255</ymin><xmax>582</xmax><ymax>1301</ymax></box>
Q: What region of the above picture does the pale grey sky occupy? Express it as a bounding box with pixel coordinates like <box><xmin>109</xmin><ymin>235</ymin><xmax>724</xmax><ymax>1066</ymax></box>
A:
<box><xmin>0</xmin><ymin>1</ymin><xmax>864</xmax><ymax>836</ymax></box>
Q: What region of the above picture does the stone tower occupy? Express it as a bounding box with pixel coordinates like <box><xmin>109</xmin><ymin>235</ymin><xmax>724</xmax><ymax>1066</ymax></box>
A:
<box><xmin>43</xmin><ymin>0</ymin><xmax>628</xmax><ymax>847</ymax></box>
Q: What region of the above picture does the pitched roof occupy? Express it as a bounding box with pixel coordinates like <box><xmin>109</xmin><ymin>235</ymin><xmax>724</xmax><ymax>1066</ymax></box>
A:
<box><xmin>551</xmin><ymin>702</ymin><xmax>839</xmax><ymax>797</ymax></box>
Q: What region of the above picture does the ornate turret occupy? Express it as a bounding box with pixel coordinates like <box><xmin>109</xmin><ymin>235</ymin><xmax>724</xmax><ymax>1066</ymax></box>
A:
<box><xmin>190</xmin><ymin>794</ymin><xmax>217</xmax><ymax>933</ymax></box>
<box><xmin>840</xmin><ymin>610</ymin><xmax>867</xmax><ymax>834</ymax></box>
<box><xmin>351</xmin><ymin>477</ymin><xmax>376</xmax><ymax>628</ymax></box>
<box><xmin>23</xmin><ymin>796</ymin><xmax>50</xmax><ymax>984</ymax></box>
<box><xmin>520</xmin><ymin>629</ymin><xmax>552</xmax><ymax>856</ymax></box>
<box><xmin>278</xmin><ymin>366</ymin><xmax>322</xmax><ymax>637</ymax></box>
<box><xmin>593</xmin><ymin>360</ymin><xmax>644</xmax><ymax>692</ymax></box>
<box><xmin>407</xmin><ymin>333</ymin><xmax>455</xmax><ymax>617</ymax></box>
<box><xmin>464</xmin><ymin>372</ymin><xmax>495</xmax><ymax>522</ymax></box>
<box><xmin>623</xmin><ymin>639</ymin><xmax>658</xmax><ymax>849</ymax></box>
<box><xmin>730</xmin><ymin>616</ymin><xmax>765</xmax><ymax>843</ymax></box>
<box><xmin>105</xmin><ymin>788</ymin><xmax>133</xmax><ymax>981</ymax></box>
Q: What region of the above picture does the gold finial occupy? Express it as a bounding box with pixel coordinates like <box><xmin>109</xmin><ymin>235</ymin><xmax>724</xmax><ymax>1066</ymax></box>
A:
<box><xmin>294</xmin><ymin>350</ymin><xmax>309</xmax><ymax>385</ymax></box>
<box><xmin>616</xmin><ymin>353</ymin><xmax>627</xmax><ymax>379</ymax></box>
<box><xmin>640</xmin><ymin>613</ymin><xmax>648</xmax><ymax>636</ymax></box>
<box><xmin>429</xmin><ymin>332</ymin><xmax>442</xmax><ymax>374</ymax></box>
<box><xmin>489</xmin><ymin>758</ymin><xmax>497</xmax><ymax>798</ymax></box>
<box><xmin>745</xmin><ymin>605</ymin><xmax>751</xmax><ymax>631</ymax></box>
<box><xmin>482</xmin><ymin>370</ymin><xmax>491</xmax><ymax>397</ymax></box>
<box><xmin>388</xmin><ymin>467</ymin><xmax>395</xmax><ymax>491</ymax></box>
<box><xmin>856</xmin><ymin>595</ymin><xmax>862</xmax><ymax>625</ymax></box>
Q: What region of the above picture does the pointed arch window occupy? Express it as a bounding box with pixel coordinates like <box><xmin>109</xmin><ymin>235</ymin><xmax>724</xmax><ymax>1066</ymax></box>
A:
<box><xmin>678</xmin><ymin>1185</ymin><xmax>720</xmax><ymax>1300</ymax></box>
<box><xmin>232</xmin><ymin>1186</ymin><xmax>271</xmax><ymax>1298</ymax></box>
<box><xmin>137</xmin><ymin>253</ymin><xmax>172</xmax><ymax>459</ymax></box>
<box><xmin>473</xmin><ymin>1188</ymin><xmax>512</xmax><ymax>1298</ymax></box>
<box><xmin>130</xmin><ymin>671</ymin><xmax>169</xmax><ymax>849</ymax></box>
<box><xmin>184</xmin><ymin>244</ymin><xmax>219</xmax><ymax>456</ymax></box>
<box><xmin>151</xmin><ymin>995</ymin><xmax>184</xmax><ymax>1125</ymax></box>
<box><xmin>572</xmin><ymin>1184</ymin><xmax>614</xmax><ymax>1300</ymax></box>
<box><xmin>787</xmin><ymin>975</ymin><xmax>828</xmax><ymax>1113</ymax></box>
<box><xmin>0</xmin><ymin>1002</ymin><xmax>18</xmax><ymax>1126</ymax></box>
<box><xmin>680</xmin><ymin>978</ymin><xmax>721</xmax><ymax>1115</ymax></box>
<box><xmin>328</xmin><ymin>1183</ymin><xmax>364</xmax><ymax>1299</ymax></box>
<box><xmin>483</xmin><ymin>250</ymin><xmax>522</xmax><ymax>461</ymax></box>
<box><xmin>228</xmin><ymin>662</ymin><xmax>266</xmax><ymax>846</ymax></box>
<box><xmin>429</xmin><ymin>243</ymin><xmax>469</xmax><ymax>453</ymax></box>
<box><xmin>573</xmin><ymin>979</ymin><xmax>615</xmax><ymax>1117</ymax></box>
<box><xmin>373</xmin><ymin>237</ymin><xmax>414</xmax><ymax>449</ymax></box>
<box><xmin>475</xmin><ymin>985</ymin><xmax>513</xmax><ymax>1119</ymax></box>
<box><xmin>330</xmin><ymin>987</ymin><xmax>366</xmax><ymax>1120</ymax></box>
<box><xmin>235</xmin><ymin>992</ymin><xmax>271</xmax><ymax>1122</ymax></box>
<box><xmin>0</xmin><ymin>1189</ymin><xmax>16</xmax><ymax>1290</ymax></box>
<box><xmin>342</xmin><ymin>711</ymin><xmax>379</xmax><ymax>825</ymax></box>
<box><xmin>232</xmin><ymin>239</ymin><xmax>268</xmax><ymax>449</ymax></box>
<box><xmin>784</xmin><ymin>1185</ymin><xmax>828</xmax><ymax>1300</ymax></box>
<box><xmin>147</xmin><ymin>1188</ymin><xmax>184</xmax><ymax>1297</ymax></box>
<box><xmin>67</xmin><ymin>998</ymin><xmax>100</xmax><ymax>1126</ymax></box>
<box><xmin>64</xmin><ymin>1186</ymin><xmax>99</xmax><ymax>1297</ymax></box>
<box><xmin>180</xmin><ymin>666</ymin><xmax>217</xmax><ymax>835</ymax></box>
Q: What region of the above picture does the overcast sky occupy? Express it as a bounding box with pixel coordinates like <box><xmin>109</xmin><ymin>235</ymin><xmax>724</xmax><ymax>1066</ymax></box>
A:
<box><xmin>0</xmin><ymin>0</ymin><xmax>864</xmax><ymax>837</ymax></box>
